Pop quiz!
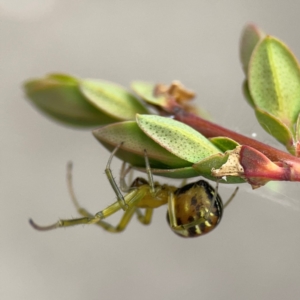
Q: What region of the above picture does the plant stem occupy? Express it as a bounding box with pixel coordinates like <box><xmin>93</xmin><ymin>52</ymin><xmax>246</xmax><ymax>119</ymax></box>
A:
<box><xmin>170</xmin><ymin>106</ymin><xmax>300</xmax><ymax>166</ymax></box>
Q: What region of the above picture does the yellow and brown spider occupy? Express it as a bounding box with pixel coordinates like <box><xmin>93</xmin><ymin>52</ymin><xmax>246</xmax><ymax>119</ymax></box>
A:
<box><xmin>29</xmin><ymin>143</ymin><xmax>238</xmax><ymax>237</ymax></box>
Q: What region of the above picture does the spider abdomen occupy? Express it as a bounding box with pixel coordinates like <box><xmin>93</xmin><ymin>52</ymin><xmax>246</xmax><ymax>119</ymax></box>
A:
<box><xmin>168</xmin><ymin>180</ymin><xmax>223</xmax><ymax>237</ymax></box>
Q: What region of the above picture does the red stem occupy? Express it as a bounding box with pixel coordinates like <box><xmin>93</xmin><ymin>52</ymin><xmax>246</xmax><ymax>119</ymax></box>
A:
<box><xmin>172</xmin><ymin>108</ymin><xmax>300</xmax><ymax>166</ymax></box>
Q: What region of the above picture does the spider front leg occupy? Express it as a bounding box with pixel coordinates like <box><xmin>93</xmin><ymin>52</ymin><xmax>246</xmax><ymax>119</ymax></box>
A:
<box><xmin>119</xmin><ymin>161</ymin><xmax>134</xmax><ymax>192</ymax></box>
<box><xmin>29</xmin><ymin>143</ymin><xmax>133</xmax><ymax>231</ymax></box>
<box><xmin>105</xmin><ymin>142</ymin><xmax>129</xmax><ymax>210</ymax></box>
<box><xmin>29</xmin><ymin>185</ymin><xmax>140</xmax><ymax>231</ymax></box>
<box><xmin>29</xmin><ymin>143</ymin><xmax>155</xmax><ymax>232</ymax></box>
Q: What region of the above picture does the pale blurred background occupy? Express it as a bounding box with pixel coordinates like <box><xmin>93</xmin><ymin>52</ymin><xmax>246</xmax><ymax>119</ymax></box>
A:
<box><xmin>2</xmin><ymin>1</ymin><xmax>300</xmax><ymax>299</ymax></box>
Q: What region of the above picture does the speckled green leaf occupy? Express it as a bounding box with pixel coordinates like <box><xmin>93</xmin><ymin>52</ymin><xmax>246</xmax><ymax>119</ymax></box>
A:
<box><xmin>80</xmin><ymin>79</ymin><xmax>149</xmax><ymax>120</ymax></box>
<box><xmin>248</xmin><ymin>36</ymin><xmax>300</xmax><ymax>128</ymax></box>
<box><xmin>255</xmin><ymin>108</ymin><xmax>294</xmax><ymax>153</ymax></box>
<box><xmin>240</xmin><ymin>24</ymin><xmax>265</xmax><ymax>75</ymax></box>
<box><xmin>295</xmin><ymin>114</ymin><xmax>300</xmax><ymax>156</ymax></box>
<box><xmin>134</xmin><ymin>166</ymin><xmax>200</xmax><ymax>179</ymax></box>
<box><xmin>47</xmin><ymin>73</ymin><xmax>78</xmax><ymax>84</ymax></box>
<box><xmin>132</xmin><ymin>81</ymin><xmax>211</xmax><ymax>120</ymax></box>
<box><xmin>92</xmin><ymin>121</ymin><xmax>191</xmax><ymax>169</ymax></box>
<box><xmin>24</xmin><ymin>73</ymin><xmax>116</xmax><ymax>127</ymax></box>
<box><xmin>296</xmin><ymin>114</ymin><xmax>300</xmax><ymax>142</ymax></box>
<box><xmin>209</xmin><ymin>137</ymin><xmax>239</xmax><ymax>152</ymax></box>
<box><xmin>131</xmin><ymin>81</ymin><xmax>168</xmax><ymax>107</ymax></box>
<box><xmin>193</xmin><ymin>153</ymin><xmax>246</xmax><ymax>184</ymax></box>
<box><xmin>242</xmin><ymin>80</ymin><xmax>255</xmax><ymax>108</ymax></box>
<box><xmin>136</xmin><ymin>114</ymin><xmax>221</xmax><ymax>163</ymax></box>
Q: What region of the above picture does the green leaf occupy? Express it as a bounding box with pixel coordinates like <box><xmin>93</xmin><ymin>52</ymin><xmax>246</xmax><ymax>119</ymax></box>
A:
<box><xmin>295</xmin><ymin>113</ymin><xmax>300</xmax><ymax>157</ymax></box>
<box><xmin>46</xmin><ymin>73</ymin><xmax>78</xmax><ymax>84</ymax></box>
<box><xmin>240</xmin><ymin>24</ymin><xmax>265</xmax><ymax>75</ymax></box>
<box><xmin>255</xmin><ymin>107</ymin><xmax>294</xmax><ymax>153</ymax></box>
<box><xmin>209</xmin><ymin>137</ymin><xmax>239</xmax><ymax>152</ymax></box>
<box><xmin>134</xmin><ymin>166</ymin><xmax>200</xmax><ymax>179</ymax></box>
<box><xmin>92</xmin><ymin>121</ymin><xmax>191</xmax><ymax>169</ymax></box>
<box><xmin>193</xmin><ymin>153</ymin><xmax>246</xmax><ymax>184</ymax></box>
<box><xmin>131</xmin><ymin>81</ymin><xmax>167</xmax><ymax>107</ymax></box>
<box><xmin>242</xmin><ymin>80</ymin><xmax>256</xmax><ymax>108</ymax></box>
<box><xmin>136</xmin><ymin>114</ymin><xmax>221</xmax><ymax>163</ymax></box>
<box><xmin>132</xmin><ymin>81</ymin><xmax>211</xmax><ymax>120</ymax></box>
<box><xmin>296</xmin><ymin>113</ymin><xmax>300</xmax><ymax>142</ymax></box>
<box><xmin>80</xmin><ymin>79</ymin><xmax>149</xmax><ymax>121</ymax></box>
<box><xmin>24</xmin><ymin>74</ymin><xmax>116</xmax><ymax>127</ymax></box>
<box><xmin>248</xmin><ymin>36</ymin><xmax>300</xmax><ymax>128</ymax></box>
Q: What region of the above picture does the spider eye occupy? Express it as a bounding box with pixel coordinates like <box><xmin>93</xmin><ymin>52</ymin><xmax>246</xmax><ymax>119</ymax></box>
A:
<box><xmin>167</xmin><ymin>180</ymin><xmax>223</xmax><ymax>238</ymax></box>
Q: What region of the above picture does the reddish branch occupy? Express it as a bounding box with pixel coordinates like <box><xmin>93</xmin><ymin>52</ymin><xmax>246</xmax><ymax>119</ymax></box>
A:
<box><xmin>171</xmin><ymin>106</ymin><xmax>299</xmax><ymax>164</ymax></box>
<box><xmin>164</xmin><ymin>103</ymin><xmax>300</xmax><ymax>185</ymax></box>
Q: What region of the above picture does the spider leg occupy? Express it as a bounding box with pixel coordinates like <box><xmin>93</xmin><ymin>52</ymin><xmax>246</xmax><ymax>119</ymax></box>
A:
<box><xmin>135</xmin><ymin>208</ymin><xmax>153</xmax><ymax>225</ymax></box>
<box><xmin>29</xmin><ymin>185</ymin><xmax>145</xmax><ymax>231</ymax></box>
<box><xmin>167</xmin><ymin>181</ymin><xmax>239</xmax><ymax>237</ymax></box>
<box><xmin>205</xmin><ymin>181</ymin><xmax>238</xmax><ymax>218</ymax></box>
<box><xmin>66</xmin><ymin>161</ymin><xmax>93</xmax><ymax>218</ymax></box>
<box><xmin>167</xmin><ymin>191</ymin><xmax>187</xmax><ymax>235</ymax></box>
<box><xmin>166</xmin><ymin>188</ymin><xmax>214</xmax><ymax>237</ymax></box>
<box><xmin>223</xmin><ymin>187</ymin><xmax>239</xmax><ymax>208</ymax></box>
<box><xmin>30</xmin><ymin>143</ymin><xmax>145</xmax><ymax>231</ymax></box>
<box><xmin>88</xmin><ymin>205</ymin><xmax>138</xmax><ymax>233</ymax></box>
<box><xmin>29</xmin><ymin>205</ymin><xmax>136</xmax><ymax>232</ymax></box>
<box><xmin>205</xmin><ymin>180</ymin><xmax>220</xmax><ymax>219</ymax></box>
<box><xmin>119</xmin><ymin>161</ymin><xmax>133</xmax><ymax>192</ymax></box>
<box><xmin>207</xmin><ymin>180</ymin><xmax>239</xmax><ymax>211</ymax></box>
<box><xmin>85</xmin><ymin>207</ymin><xmax>154</xmax><ymax>232</ymax></box>
<box><xmin>144</xmin><ymin>149</ymin><xmax>155</xmax><ymax>194</ymax></box>
<box><xmin>100</xmin><ymin>207</ymin><xmax>154</xmax><ymax>232</ymax></box>
<box><xmin>66</xmin><ymin>160</ymin><xmax>139</xmax><ymax>221</ymax></box>
<box><xmin>180</xmin><ymin>178</ymin><xmax>188</xmax><ymax>187</ymax></box>
<box><xmin>29</xmin><ymin>143</ymin><xmax>156</xmax><ymax>232</ymax></box>
<box><xmin>105</xmin><ymin>142</ymin><xmax>129</xmax><ymax>210</ymax></box>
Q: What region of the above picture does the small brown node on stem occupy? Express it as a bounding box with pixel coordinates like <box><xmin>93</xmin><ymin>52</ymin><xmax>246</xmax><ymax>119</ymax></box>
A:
<box><xmin>212</xmin><ymin>146</ymin><xmax>244</xmax><ymax>177</ymax></box>
<box><xmin>154</xmin><ymin>81</ymin><xmax>196</xmax><ymax>106</ymax></box>
<box><xmin>154</xmin><ymin>81</ymin><xmax>199</xmax><ymax>114</ymax></box>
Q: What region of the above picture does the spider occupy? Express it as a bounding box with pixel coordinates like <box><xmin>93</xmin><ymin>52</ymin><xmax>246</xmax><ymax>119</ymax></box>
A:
<box><xmin>29</xmin><ymin>143</ymin><xmax>238</xmax><ymax>237</ymax></box>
